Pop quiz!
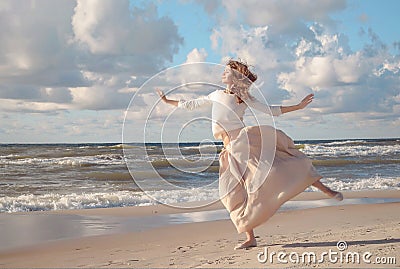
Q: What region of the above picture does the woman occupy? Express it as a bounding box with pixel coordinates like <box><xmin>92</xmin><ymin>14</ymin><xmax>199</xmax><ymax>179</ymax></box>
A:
<box><xmin>156</xmin><ymin>59</ymin><xmax>343</xmax><ymax>250</ymax></box>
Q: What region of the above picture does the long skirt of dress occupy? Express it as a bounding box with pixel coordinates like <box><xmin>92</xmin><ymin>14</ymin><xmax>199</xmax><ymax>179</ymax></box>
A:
<box><xmin>218</xmin><ymin>125</ymin><xmax>322</xmax><ymax>234</ymax></box>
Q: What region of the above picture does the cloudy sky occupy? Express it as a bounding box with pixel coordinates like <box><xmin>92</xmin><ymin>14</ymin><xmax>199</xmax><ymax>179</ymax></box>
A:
<box><xmin>0</xmin><ymin>0</ymin><xmax>399</xmax><ymax>143</ymax></box>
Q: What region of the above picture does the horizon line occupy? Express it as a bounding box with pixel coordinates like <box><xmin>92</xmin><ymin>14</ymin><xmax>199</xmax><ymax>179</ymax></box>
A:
<box><xmin>1</xmin><ymin>137</ymin><xmax>399</xmax><ymax>145</ymax></box>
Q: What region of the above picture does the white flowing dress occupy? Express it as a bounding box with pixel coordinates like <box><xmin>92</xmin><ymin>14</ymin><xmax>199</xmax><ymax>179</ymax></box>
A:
<box><xmin>178</xmin><ymin>90</ymin><xmax>322</xmax><ymax>233</ymax></box>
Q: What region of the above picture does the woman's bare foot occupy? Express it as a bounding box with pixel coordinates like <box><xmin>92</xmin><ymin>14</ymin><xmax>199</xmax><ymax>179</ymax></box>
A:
<box><xmin>323</xmin><ymin>190</ymin><xmax>344</xmax><ymax>201</ymax></box>
<box><xmin>331</xmin><ymin>191</ymin><xmax>344</xmax><ymax>201</ymax></box>
<box><xmin>312</xmin><ymin>180</ymin><xmax>343</xmax><ymax>201</ymax></box>
<box><xmin>234</xmin><ymin>239</ymin><xmax>257</xmax><ymax>250</ymax></box>
<box><xmin>235</xmin><ymin>230</ymin><xmax>257</xmax><ymax>250</ymax></box>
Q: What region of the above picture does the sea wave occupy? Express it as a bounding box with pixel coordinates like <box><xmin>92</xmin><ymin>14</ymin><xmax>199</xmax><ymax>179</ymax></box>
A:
<box><xmin>85</xmin><ymin>172</ymin><xmax>133</xmax><ymax>181</ymax></box>
<box><xmin>0</xmin><ymin>154</ymin><xmax>125</xmax><ymax>166</ymax></box>
<box><xmin>322</xmin><ymin>140</ymin><xmax>368</xmax><ymax>146</ymax></box>
<box><xmin>0</xmin><ymin>188</ymin><xmax>219</xmax><ymax>213</ymax></box>
<box><xmin>302</xmin><ymin>144</ymin><xmax>400</xmax><ymax>157</ymax></box>
<box><xmin>99</xmin><ymin>144</ymin><xmax>139</xmax><ymax>149</ymax></box>
<box><xmin>312</xmin><ymin>158</ymin><xmax>400</xmax><ymax>166</ymax></box>
<box><xmin>1</xmin><ymin>175</ymin><xmax>398</xmax><ymax>213</ymax></box>
<box><xmin>179</xmin><ymin>144</ymin><xmax>222</xmax><ymax>154</ymax></box>
<box><xmin>321</xmin><ymin>176</ymin><xmax>400</xmax><ymax>191</ymax></box>
<box><xmin>150</xmin><ymin>158</ymin><xmax>219</xmax><ymax>169</ymax></box>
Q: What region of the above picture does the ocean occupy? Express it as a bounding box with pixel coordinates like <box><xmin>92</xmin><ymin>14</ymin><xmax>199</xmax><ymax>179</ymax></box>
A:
<box><xmin>1</xmin><ymin>138</ymin><xmax>399</xmax><ymax>213</ymax></box>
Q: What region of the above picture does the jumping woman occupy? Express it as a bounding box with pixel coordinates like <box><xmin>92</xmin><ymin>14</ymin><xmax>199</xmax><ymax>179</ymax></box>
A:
<box><xmin>156</xmin><ymin>59</ymin><xmax>343</xmax><ymax>250</ymax></box>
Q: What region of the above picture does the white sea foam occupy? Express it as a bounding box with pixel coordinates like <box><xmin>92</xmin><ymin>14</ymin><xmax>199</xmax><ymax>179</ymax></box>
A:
<box><xmin>1</xmin><ymin>175</ymin><xmax>399</xmax><ymax>213</ymax></box>
<box><xmin>0</xmin><ymin>154</ymin><xmax>125</xmax><ymax>166</ymax></box>
<box><xmin>322</xmin><ymin>140</ymin><xmax>367</xmax><ymax>146</ymax></box>
<box><xmin>180</xmin><ymin>144</ymin><xmax>222</xmax><ymax>150</ymax></box>
<box><xmin>302</xmin><ymin>144</ymin><xmax>400</xmax><ymax>157</ymax></box>
<box><xmin>321</xmin><ymin>176</ymin><xmax>400</xmax><ymax>191</ymax></box>
<box><xmin>0</xmin><ymin>188</ymin><xmax>220</xmax><ymax>213</ymax></box>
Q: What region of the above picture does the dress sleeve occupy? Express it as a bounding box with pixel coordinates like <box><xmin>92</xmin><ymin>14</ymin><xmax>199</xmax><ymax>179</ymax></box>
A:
<box><xmin>246</xmin><ymin>97</ymin><xmax>282</xmax><ymax>116</ymax></box>
<box><xmin>177</xmin><ymin>92</ymin><xmax>213</xmax><ymax>110</ymax></box>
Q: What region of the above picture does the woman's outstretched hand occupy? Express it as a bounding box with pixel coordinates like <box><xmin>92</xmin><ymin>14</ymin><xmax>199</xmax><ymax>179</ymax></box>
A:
<box><xmin>156</xmin><ymin>88</ymin><xmax>166</xmax><ymax>102</ymax></box>
<box><xmin>155</xmin><ymin>89</ymin><xmax>179</xmax><ymax>107</ymax></box>
<box><xmin>298</xmin><ymin>93</ymin><xmax>314</xmax><ymax>109</ymax></box>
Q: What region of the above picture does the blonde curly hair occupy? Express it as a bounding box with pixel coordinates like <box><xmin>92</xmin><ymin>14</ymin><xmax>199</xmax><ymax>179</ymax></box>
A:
<box><xmin>226</xmin><ymin>59</ymin><xmax>257</xmax><ymax>104</ymax></box>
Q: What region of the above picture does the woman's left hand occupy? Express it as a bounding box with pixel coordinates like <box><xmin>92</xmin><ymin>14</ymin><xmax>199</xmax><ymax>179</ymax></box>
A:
<box><xmin>298</xmin><ymin>93</ymin><xmax>314</xmax><ymax>109</ymax></box>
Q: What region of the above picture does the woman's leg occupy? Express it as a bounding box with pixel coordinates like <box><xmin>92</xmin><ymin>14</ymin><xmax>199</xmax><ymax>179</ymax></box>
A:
<box><xmin>312</xmin><ymin>180</ymin><xmax>343</xmax><ymax>201</ymax></box>
<box><xmin>234</xmin><ymin>229</ymin><xmax>257</xmax><ymax>249</ymax></box>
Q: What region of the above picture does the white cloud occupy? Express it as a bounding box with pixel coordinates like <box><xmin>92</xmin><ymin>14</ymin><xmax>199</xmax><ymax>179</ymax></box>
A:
<box><xmin>221</xmin><ymin>0</ymin><xmax>346</xmax><ymax>36</ymax></box>
<box><xmin>0</xmin><ymin>0</ymin><xmax>79</xmax><ymax>83</ymax></box>
<box><xmin>1</xmin><ymin>0</ymin><xmax>399</xmax><ymax>142</ymax></box>
<box><xmin>206</xmin><ymin>0</ymin><xmax>399</xmax><ymax>138</ymax></box>
<box><xmin>185</xmin><ymin>48</ymin><xmax>208</xmax><ymax>63</ymax></box>
<box><xmin>210</xmin><ymin>29</ymin><xmax>221</xmax><ymax>50</ymax></box>
<box><xmin>0</xmin><ymin>0</ymin><xmax>183</xmax><ymax>112</ymax></box>
<box><xmin>72</xmin><ymin>0</ymin><xmax>182</xmax><ymax>59</ymax></box>
<box><xmin>277</xmin><ymin>27</ymin><xmax>400</xmax><ymax>116</ymax></box>
<box><xmin>0</xmin><ymin>99</ymin><xmax>70</xmax><ymax>113</ymax></box>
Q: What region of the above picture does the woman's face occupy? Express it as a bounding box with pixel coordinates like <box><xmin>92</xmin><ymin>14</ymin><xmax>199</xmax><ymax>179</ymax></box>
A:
<box><xmin>221</xmin><ymin>66</ymin><xmax>234</xmax><ymax>85</ymax></box>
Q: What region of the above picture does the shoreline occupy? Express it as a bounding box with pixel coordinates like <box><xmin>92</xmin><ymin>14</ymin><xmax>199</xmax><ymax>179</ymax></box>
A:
<box><xmin>0</xmin><ymin>190</ymin><xmax>399</xmax><ymax>268</ymax></box>
<box><xmin>5</xmin><ymin>189</ymin><xmax>400</xmax><ymax>217</ymax></box>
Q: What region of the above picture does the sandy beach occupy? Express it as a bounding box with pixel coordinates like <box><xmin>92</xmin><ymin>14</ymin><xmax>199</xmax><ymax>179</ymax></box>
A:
<box><xmin>0</xmin><ymin>190</ymin><xmax>399</xmax><ymax>268</ymax></box>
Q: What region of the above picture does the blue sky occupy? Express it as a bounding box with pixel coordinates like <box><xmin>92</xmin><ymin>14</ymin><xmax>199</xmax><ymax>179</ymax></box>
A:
<box><xmin>160</xmin><ymin>0</ymin><xmax>400</xmax><ymax>62</ymax></box>
<box><xmin>0</xmin><ymin>0</ymin><xmax>399</xmax><ymax>143</ymax></box>
<box><xmin>332</xmin><ymin>0</ymin><xmax>400</xmax><ymax>51</ymax></box>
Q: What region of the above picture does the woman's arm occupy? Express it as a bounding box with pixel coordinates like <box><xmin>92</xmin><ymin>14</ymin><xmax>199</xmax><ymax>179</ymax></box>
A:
<box><xmin>155</xmin><ymin>89</ymin><xmax>212</xmax><ymax>110</ymax></box>
<box><xmin>156</xmin><ymin>89</ymin><xmax>179</xmax><ymax>107</ymax></box>
<box><xmin>280</xmin><ymin>93</ymin><xmax>314</xmax><ymax>114</ymax></box>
